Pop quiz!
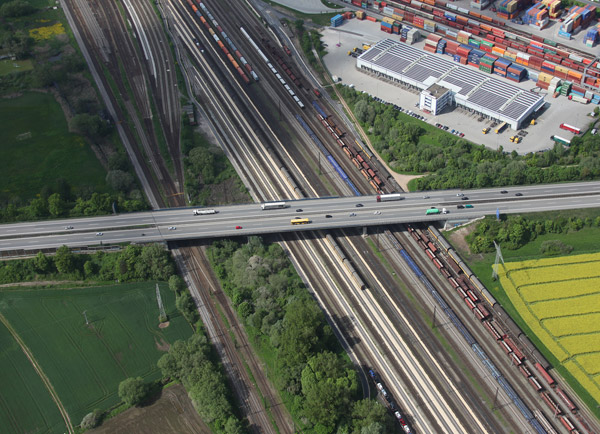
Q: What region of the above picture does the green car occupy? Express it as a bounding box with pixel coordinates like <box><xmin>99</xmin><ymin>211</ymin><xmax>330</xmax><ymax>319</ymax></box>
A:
<box><xmin>465</xmin><ymin>204</ymin><xmax>474</xmax><ymax>208</ymax></box>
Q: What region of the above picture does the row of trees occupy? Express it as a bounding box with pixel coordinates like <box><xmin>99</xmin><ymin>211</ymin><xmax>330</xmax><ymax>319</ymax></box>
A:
<box><xmin>340</xmin><ymin>86</ymin><xmax>600</xmax><ymax>190</ymax></box>
<box><xmin>208</xmin><ymin>237</ymin><xmax>395</xmax><ymax>433</ymax></box>
<box><xmin>466</xmin><ymin>214</ymin><xmax>600</xmax><ymax>253</ymax></box>
<box><xmin>0</xmin><ymin>243</ymin><xmax>175</xmax><ymax>284</ymax></box>
<box><xmin>158</xmin><ymin>333</ymin><xmax>245</xmax><ymax>434</ymax></box>
<box><xmin>0</xmin><ymin>154</ymin><xmax>147</xmax><ymax>221</ymax></box>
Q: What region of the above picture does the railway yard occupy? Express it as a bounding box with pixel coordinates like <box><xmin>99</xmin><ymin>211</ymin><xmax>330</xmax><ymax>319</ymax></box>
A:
<box><xmin>12</xmin><ymin>0</ymin><xmax>600</xmax><ymax>432</ymax></box>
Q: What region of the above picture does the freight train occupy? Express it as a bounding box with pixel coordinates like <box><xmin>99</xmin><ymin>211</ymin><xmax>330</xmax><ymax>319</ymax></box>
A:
<box><xmin>240</xmin><ymin>27</ymin><xmax>305</xmax><ymax>109</ymax></box>
<box><xmin>384</xmin><ymin>229</ymin><xmax>547</xmax><ymax>434</ymax></box>
<box><xmin>295</xmin><ymin>115</ymin><xmax>360</xmax><ymax>195</ymax></box>
<box><xmin>185</xmin><ymin>0</ymin><xmax>257</xmax><ymax>84</ymax></box>
<box><xmin>426</xmin><ymin>225</ymin><xmax>552</xmax><ymax>369</ymax></box>
<box><xmin>421</xmin><ymin>225</ymin><xmax>585</xmax><ymax>431</ymax></box>
<box><xmin>312</xmin><ymin>100</ymin><xmax>384</xmax><ymax>193</ymax></box>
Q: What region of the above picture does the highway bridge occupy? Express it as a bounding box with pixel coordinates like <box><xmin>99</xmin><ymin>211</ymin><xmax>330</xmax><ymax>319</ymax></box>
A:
<box><xmin>2</xmin><ymin>181</ymin><xmax>599</xmax><ymax>252</ymax></box>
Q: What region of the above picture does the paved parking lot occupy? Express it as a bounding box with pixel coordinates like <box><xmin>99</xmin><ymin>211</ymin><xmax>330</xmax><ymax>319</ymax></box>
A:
<box><xmin>270</xmin><ymin>0</ymin><xmax>344</xmax><ymax>14</ymax></box>
<box><xmin>320</xmin><ymin>18</ymin><xmax>596</xmax><ymax>154</ymax></box>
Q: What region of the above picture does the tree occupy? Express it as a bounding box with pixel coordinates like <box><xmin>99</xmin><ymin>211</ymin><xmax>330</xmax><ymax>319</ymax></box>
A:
<box><xmin>33</xmin><ymin>251</ymin><xmax>52</xmax><ymax>274</ymax></box>
<box><xmin>0</xmin><ymin>0</ymin><xmax>35</xmax><ymax>18</ymax></box>
<box><xmin>118</xmin><ymin>377</ymin><xmax>147</xmax><ymax>407</ymax></box>
<box><xmin>168</xmin><ymin>275</ymin><xmax>185</xmax><ymax>293</ymax></box>
<box><xmin>70</xmin><ymin>114</ymin><xmax>110</xmax><ymax>138</ymax></box>
<box><xmin>351</xmin><ymin>399</ymin><xmax>393</xmax><ymax>433</ymax></box>
<box><xmin>176</xmin><ymin>291</ymin><xmax>199</xmax><ymax>324</ymax></box>
<box><xmin>135</xmin><ymin>244</ymin><xmax>174</xmax><ymax>280</ymax></box>
<box><xmin>106</xmin><ymin>170</ymin><xmax>134</xmax><ymax>193</ymax></box>
<box><xmin>48</xmin><ymin>193</ymin><xmax>67</xmax><ymax>217</ymax></box>
<box><xmin>80</xmin><ymin>409</ymin><xmax>102</xmax><ymax>429</ymax></box>
<box><xmin>301</xmin><ymin>351</ymin><xmax>358</xmax><ymax>429</ymax></box>
<box><xmin>355</xmin><ymin>100</ymin><xmax>369</xmax><ymax>123</ymax></box>
<box><xmin>54</xmin><ymin>245</ymin><xmax>76</xmax><ymax>274</ymax></box>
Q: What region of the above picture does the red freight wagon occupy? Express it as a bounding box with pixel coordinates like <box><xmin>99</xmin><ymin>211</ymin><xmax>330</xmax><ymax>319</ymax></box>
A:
<box><xmin>536</xmin><ymin>363</ymin><xmax>556</xmax><ymax>387</ymax></box>
<box><xmin>519</xmin><ymin>365</ymin><xmax>532</xmax><ymax>378</ymax></box>
<box><xmin>466</xmin><ymin>290</ymin><xmax>479</xmax><ymax>303</ymax></box>
<box><xmin>556</xmin><ymin>387</ymin><xmax>577</xmax><ymax>413</ymax></box>
<box><xmin>541</xmin><ymin>392</ymin><xmax>562</xmax><ymax>415</ymax></box>
<box><xmin>485</xmin><ymin>321</ymin><xmax>502</xmax><ymax>340</ymax></box>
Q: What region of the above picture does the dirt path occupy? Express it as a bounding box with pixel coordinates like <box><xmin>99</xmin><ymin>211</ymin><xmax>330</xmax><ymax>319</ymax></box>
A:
<box><xmin>0</xmin><ymin>312</ymin><xmax>75</xmax><ymax>434</ymax></box>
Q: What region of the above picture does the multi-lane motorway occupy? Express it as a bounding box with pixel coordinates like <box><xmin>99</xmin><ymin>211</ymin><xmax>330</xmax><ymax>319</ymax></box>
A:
<box><xmin>2</xmin><ymin>181</ymin><xmax>599</xmax><ymax>252</ymax></box>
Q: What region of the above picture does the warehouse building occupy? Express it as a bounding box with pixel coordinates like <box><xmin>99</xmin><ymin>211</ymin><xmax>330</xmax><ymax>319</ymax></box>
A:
<box><xmin>356</xmin><ymin>39</ymin><xmax>545</xmax><ymax>129</ymax></box>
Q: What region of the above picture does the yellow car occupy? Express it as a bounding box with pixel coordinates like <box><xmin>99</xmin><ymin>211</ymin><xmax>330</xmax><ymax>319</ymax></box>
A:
<box><xmin>482</xmin><ymin>127</ymin><xmax>490</xmax><ymax>134</ymax></box>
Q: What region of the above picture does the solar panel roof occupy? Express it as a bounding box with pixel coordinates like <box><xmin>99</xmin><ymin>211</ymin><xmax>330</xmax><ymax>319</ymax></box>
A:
<box><xmin>357</xmin><ymin>39</ymin><xmax>544</xmax><ymax>125</ymax></box>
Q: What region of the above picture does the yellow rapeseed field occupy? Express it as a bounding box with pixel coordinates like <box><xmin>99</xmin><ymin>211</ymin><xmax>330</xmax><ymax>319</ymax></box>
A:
<box><xmin>498</xmin><ymin>253</ymin><xmax>600</xmax><ymax>404</ymax></box>
<box><xmin>530</xmin><ymin>293</ymin><xmax>600</xmax><ymax>317</ymax></box>
<box><xmin>29</xmin><ymin>23</ymin><xmax>65</xmax><ymax>42</ymax></box>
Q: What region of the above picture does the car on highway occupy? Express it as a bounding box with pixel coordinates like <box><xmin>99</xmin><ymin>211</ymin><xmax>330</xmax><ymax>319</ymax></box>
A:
<box><xmin>374</xmin><ymin>210</ymin><xmax>381</xmax><ymax>215</ymax></box>
<box><xmin>168</xmin><ymin>226</ymin><xmax>176</xmax><ymax>230</ymax></box>
<box><xmin>500</xmin><ymin>190</ymin><xmax>508</xmax><ymax>194</ymax></box>
<box><xmin>456</xmin><ymin>193</ymin><xmax>464</xmax><ymax>197</ymax></box>
<box><xmin>235</xmin><ymin>226</ymin><xmax>242</xmax><ymax>229</ymax></box>
<box><xmin>296</xmin><ymin>209</ymin><xmax>303</xmax><ymax>212</ymax></box>
<box><xmin>422</xmin><ymin>195</ymin><xmax>430</xmax><ymax>199</ymax></box>
<box><xmin>461</xmin><ymin>196</ymin><xmax>468</xmax><ymax>200</ymax></box>
<box><xmin>64</xmin><ymin>226</ymin><xmax>73</xmax><ymax>230</ymax></box>
<box><xmin>355</xmin><ymin>203</ymin><xmax>364</xmax><ymax>207</ymax></box>
<box><xmin>465</xmin><ymin>204</ymin><xmax>474</xmax><ymax>208</ymax></box>
<box><xmin>515</xmin><ymin>192</ymin><xmax>523</xmax><ymax>196</ymax></box>
<box><xmin>349</xmin><ymin>212</ymin><xmax>356</xmax><ymax>217</ymax></box>
<box><xmin>325</xmin><ymin>215</ymin><xmax>332</xmax><ymax>218</ymax></box>
<box><xmin>96</xmin><ymin>232</ymin><xmax>103</xmax><ymax>236</ymax></box>
<box><xmin>457</xmin><ymin>204</ymin><xmax>464</xmax><ymax>209</ymax></box>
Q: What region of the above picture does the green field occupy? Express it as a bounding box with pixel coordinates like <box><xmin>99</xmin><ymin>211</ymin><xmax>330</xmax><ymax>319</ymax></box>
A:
<box><xmin>0</xmin><ymin>92</ymin><xmax>109</xmax><ymax>202</ymax></box>
<box><xmin>0</xmin><ymin>59</ymin><xmax>33</xmax><ymax>76</ymax></box>
<box><xmin>0</xmin><ymin>282</ymin><xmax>193</xmax><ymax>434</ymax></box>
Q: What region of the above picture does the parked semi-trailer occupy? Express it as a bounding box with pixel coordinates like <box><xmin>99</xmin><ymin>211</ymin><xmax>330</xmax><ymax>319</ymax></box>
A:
<box><xmin>376</xmin><ymin>193</ymin><xmax>403</xmax><ymax>202</ymax></box>
<box><xmin>559</xmin><ymin>123</ymin><xmax>581</xmax><ymax>134</ymax></box>
<box><xmin>551</xmin><ymin>135</ymin><xmax>571</xmax><ymax>146</ymax></box>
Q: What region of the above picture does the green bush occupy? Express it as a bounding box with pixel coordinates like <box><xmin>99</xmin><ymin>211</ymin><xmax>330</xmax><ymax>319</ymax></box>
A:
<box><xmin>540</xmin><ymin>240</ymin><xmax>573</xmax><ymax>256</ymax></box>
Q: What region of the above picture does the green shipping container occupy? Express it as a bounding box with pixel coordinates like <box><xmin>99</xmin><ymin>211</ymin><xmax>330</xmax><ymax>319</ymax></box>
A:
<box><xmin>469</xmin><ymin>39</ymin><xmax>480</xmax><ymax>47</ymax></box>
<box><xmin>482</xmin><ymin>40</ymin><xmax>494</xmax><ymax>47</ymax></box>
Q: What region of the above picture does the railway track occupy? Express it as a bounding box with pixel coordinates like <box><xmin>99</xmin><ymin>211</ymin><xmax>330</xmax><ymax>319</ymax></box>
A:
<box><xmin>66</xmin><ymin>0</ymin><xmax>183</xmax><ymax>207</ymax></box>
<box><xmin>172</xmin><ymin>1</ymin><xmax>516</xmax><ymax>431</ymax></box>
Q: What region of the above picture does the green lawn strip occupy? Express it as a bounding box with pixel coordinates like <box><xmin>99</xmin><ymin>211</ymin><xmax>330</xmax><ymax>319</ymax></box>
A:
<box><xmin>0</xmin><ymin>318</ymin><xmax>68</xmax><ymax>434</ymax></box>
<box><xmin>450</xmin><ymin>221</ymin><xmax>600</xmax><ymax>419</ymax></box>
<box><xmin>240</xmin><ymin>358</ymin><xmax>280</xmax><ymax>434</ymax></box>
<box><xmin>0</xmin><ymin>59</ymin><xmax>33</xmax><ymax>76</ymax></box>
<box><xmin>0</xmin><ymin>92</ymin><xmax>108</xmax><ymax>202</ymax></box>
<box><xmin>0</xmin><ymin>282</ymin><xmax>192</xmax><ymax>425</ymax></box>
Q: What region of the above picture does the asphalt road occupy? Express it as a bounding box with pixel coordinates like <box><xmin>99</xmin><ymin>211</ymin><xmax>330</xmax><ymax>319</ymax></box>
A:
<box><xmin>1</xmin><ymin>181</ymin><xmax>600</xmax><ymax>251</ymax></box>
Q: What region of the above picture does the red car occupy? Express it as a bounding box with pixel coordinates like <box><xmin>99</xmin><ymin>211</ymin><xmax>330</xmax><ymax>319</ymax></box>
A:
<box><xmin>235</xmin><ymin>226</ymin><xmax>242</xmax><ymax>229</ymax></box>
